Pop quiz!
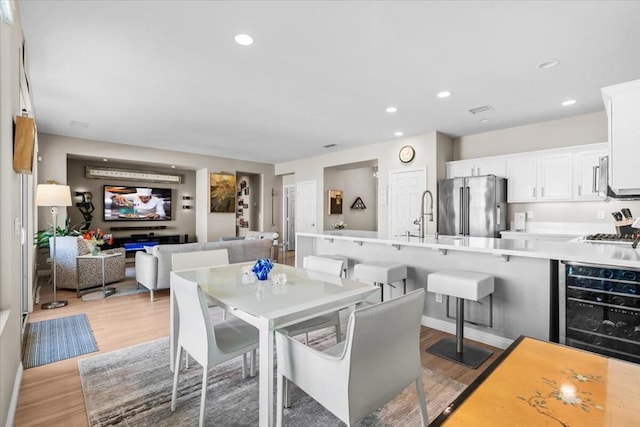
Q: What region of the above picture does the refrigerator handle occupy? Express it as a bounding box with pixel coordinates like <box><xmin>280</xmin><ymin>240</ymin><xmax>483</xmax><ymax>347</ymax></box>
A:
<box><xmin>463</xmin><ymin>186</ymin><xmax>470</xmax><ymax>236</ymax></box>
<box><xmin>459</xmin><ymin>188</ymin><xmax>464</xmax><ymax>235</ymax></box>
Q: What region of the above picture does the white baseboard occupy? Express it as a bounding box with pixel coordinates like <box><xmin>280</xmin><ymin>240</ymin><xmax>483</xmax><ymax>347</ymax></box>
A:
<box><xmin>422</xmin><ymin>315</ymin><xmax>513</xmax><ymax>349</ymax></box>
<box><xmin>6</xmin><ymin>362</ymin><xmax>23</xmax><ymax>427</ymax></box>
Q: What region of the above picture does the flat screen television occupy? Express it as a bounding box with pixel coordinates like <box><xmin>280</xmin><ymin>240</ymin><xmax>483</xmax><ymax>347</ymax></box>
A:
<box><xmin>103</xmin><ymin>185</ymin><xmax>172</xmax><ymax>221</ymax></box>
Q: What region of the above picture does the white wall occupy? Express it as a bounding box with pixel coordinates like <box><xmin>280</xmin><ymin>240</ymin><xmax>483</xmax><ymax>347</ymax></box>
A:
<box><xmin>0</xmin><ymin>6</ymin><xmax>28</xmax><ymax>425</ymax></box>
<box><xmin>276</xmin><ymin>131</ymin><xmax>454</xmax><ymax>236</ymax></box>
<box><xmin>324</xmin><ymin>167</ymin><xmax>377</xmax><ymax>231</ymax></box>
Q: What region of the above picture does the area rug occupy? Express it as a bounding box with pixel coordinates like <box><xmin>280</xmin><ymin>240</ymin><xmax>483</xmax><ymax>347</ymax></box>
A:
<box><xmin>79</xmin><ymin>337</ymin><xmax>466</xmax><ymax>426</ymax></box>
<box><xmin>22</xmin><ymin>313</ymin><xmax>98</xmax><ymax>369</ymax></box>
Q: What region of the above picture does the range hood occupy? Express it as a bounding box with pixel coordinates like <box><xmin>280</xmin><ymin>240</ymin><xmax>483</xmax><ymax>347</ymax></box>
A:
<box><xmin>598</xmin><ymin>156</ymin><xmax>640</xmax><ymax>201</ymax></box>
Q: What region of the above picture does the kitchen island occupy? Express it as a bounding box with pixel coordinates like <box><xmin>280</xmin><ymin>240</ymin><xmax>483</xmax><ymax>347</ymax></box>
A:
<box><xmin>295</xmin><ymin>230</ymin><xmax>640</xmax><ymax>349</ymax></box>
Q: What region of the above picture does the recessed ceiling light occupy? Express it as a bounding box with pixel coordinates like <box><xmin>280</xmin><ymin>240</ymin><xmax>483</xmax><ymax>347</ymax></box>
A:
<box><xmin>561</xmin><ymin>99</ymin><xmax>576</xmax><ymax>106</ymax></box>
<box><xmin>234</xmin><ymin>34</ymin><xmax>254</xmax><ymax>46</ymax></box>
<box><xmin>394</xmin><ymin>131</ymin><xmax>404</xmax><ymax>137</ymax></box>
<box><xmin>171</xmin><ymin>165</ymin><xmax>176</xmax><ymax>169</ymax></box>
<box><xmin>480</xmin><ymin>118</ymin><xmax>489</xmax><ymax>123</ymax></box>
<box><xmin>102</xmin><ymin>158</ymin><xmax>108</xmax><ymax>162</ymax></box>
<box><xmin>437</xmin><ymin>91</ymin><xmax>452</xmax><ymax>98</ymax></box>
<box><xmin>537</xmin><ymin>59</ymin><xmax>559</xmax><ymax>69</ymax></box>
<box><xmin>386</xmin><ymin>106</ymin><xmax>398</xmax><ymax>113</ymax></box>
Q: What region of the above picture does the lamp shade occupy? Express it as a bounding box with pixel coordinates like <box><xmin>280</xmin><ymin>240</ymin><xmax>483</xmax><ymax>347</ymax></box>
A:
<box><xmin>36</xmin><ymin>184</ymin><xmax>72</xmax><ymax>207</ymax></box>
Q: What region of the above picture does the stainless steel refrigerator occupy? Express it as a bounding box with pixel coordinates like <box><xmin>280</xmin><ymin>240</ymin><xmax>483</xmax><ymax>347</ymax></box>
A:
<box><xmin>438</xmin><ymin>175</ymin><xmax>507</xmax><ymax>237</ymax></box>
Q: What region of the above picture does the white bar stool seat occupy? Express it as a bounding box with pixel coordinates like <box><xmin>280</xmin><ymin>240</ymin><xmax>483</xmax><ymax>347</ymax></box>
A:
<box><xmin>427</xmin><ymin>270</ymin><xmax>494</xmax><ymax>368</ymax></box>
<box><xmin>353</xmin><ymin>261</ymin><xmax>407</xmax><ymax>301</ymax></box>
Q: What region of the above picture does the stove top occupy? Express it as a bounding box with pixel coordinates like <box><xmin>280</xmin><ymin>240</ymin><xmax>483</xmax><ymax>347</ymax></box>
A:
<box><xmin>582</xmin><ymin>233</ymin><xmax>638</xmax><ymax>244</ymax></box>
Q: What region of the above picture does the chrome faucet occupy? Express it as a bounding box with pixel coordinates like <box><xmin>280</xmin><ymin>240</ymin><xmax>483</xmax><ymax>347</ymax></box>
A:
<box><xmin>413</xmin><ymin>190</ymin><xmax>434</xmax><ymax>239</ymax></box>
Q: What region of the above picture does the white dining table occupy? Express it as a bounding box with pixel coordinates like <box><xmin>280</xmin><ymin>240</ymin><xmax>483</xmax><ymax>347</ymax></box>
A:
<box><xmin>169</xmin><ymin>262</ymin><xmax>379</xmax><ymax>427</ymax></box>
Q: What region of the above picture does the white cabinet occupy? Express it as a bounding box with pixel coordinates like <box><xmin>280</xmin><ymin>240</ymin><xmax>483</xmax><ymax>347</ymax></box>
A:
<box><xmin>573</xmin><ymin>149</ymin><xmax>607</xmax><ymax>200</ymax></box>
<box><xmin>602</xmin><ymin>79</ymin><xmax>640</xmax><ymax>195</ymax></box>
<box><xmin>506</xmin><ymin>155</ymin><xmax>537</xmax><ymax>202</ymax></box>
<box><xmin>447</xmin><ymin>157</ymin><xmax>506</xmax><ymax>178</ymax></box>
<box><xmin>538</xmin><ymin>153</ymin><xmax>572</xmax><ymax>200</ymax></box>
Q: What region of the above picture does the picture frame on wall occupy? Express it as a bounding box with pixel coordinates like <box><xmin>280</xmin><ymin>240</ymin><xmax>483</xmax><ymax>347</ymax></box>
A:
<box><xmin>328</xmin><ymin>189</ymin><xmax>343</xmax><ymax>215</ymax></box>
<box><xmin>209</xmin><ymin>173</ymin><xmax>236</xmax><ymax>213</ymax></box>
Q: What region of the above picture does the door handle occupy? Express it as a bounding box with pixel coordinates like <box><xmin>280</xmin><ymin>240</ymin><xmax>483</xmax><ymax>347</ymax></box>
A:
<box><xmin>592</xmin><ymin>165</ymin><xmax>599</xmax><ymax>193</ymax></box>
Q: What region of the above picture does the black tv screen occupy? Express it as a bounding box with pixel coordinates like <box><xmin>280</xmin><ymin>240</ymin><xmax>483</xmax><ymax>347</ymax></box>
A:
<box><xmin>104</xmin><ymin>185</ymin><xmax>172</xmax><ymax>221</ymax></box>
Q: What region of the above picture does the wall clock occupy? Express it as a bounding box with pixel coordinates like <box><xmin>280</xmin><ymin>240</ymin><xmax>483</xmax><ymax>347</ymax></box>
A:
<box><xmin>399</xmin><ymin>145</ymin><xmax>415</xmax><ymax>163</ymax></box>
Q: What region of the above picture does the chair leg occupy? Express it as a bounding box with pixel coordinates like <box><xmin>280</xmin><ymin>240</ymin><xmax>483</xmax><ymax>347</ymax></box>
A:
<box><xmin>171</xmin><ymin>346</ymin><xmax>182</xmax><ymax>411</ymax></box>
<box><xmin>283</xmin><ymin>378</ymin><xmax>292</xmax><ymax>408</ymax></box>
<box><xmin>199</xmin><ymin>367</ymin><xmax>208</xmax><ymax>427</ymax></box>
<box><xmin>334</xmin><ymin>318</ymin><xmax>342</xmax><ymax>343</ymax></box>
<box><xmin>276</xmin><ymin>373</ymin><xmax>285</xmax><ymax>427</ymax></box>
<box><xmin>221</xmin><ymin>308</ymin><xmax>227</xmax><ymax>320</ymax></box>
<box><xmin>242</xmin><ymin>353</ymin><xmax>248</xmax><ymax>379</ymax></box>
<box><xmin>250</xmin><ymin>349</ymin><xmax>257</xmax><ymax>377</ymax></box>
<box><xmin>415</xmin><ymin>376</ymin><xmax>429</xmax><ymax>427</ymax></box>
<box><xmin>150</xmin><ymin>290</ymin><xmax>155</xmax><ymax>302</ymax></box>
<box><xmin>185</xmin><ymin>351</ymin><xmax>189</xmax><ymax>369</ymax></box>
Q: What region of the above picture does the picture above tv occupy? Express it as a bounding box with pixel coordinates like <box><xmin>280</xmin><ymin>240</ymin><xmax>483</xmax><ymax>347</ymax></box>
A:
<box><xmin>104</xmin><ymin>185</ymin><xmax>172</xmax><ymax>221</ymax></box>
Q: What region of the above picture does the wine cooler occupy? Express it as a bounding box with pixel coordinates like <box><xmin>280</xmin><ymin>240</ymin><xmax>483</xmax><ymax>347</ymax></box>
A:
<box><xmin>561</xmin><ymin>261</ymin><xmax>640</xmax><ymax>364</ymax></box>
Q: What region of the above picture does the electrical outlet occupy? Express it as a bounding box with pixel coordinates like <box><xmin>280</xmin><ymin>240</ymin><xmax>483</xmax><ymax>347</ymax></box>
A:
<box><xmin>435</xmin><ymin>293</ymin><xmax>443</xmax><ymax>303</ymax></box>
<box><xmin>526</xmin><ymin>211</ymin><xmax>534</xmax><ymax>219</ymax></box>
<box><xmin>597</xmin><ymin>210</ymin><xmax>605</xmax><ymax>219</ymax></box>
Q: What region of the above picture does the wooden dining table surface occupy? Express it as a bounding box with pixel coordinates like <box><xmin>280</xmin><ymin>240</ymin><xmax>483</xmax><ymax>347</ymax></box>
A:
<box><xmin>431</xmin><ymin>335</ymin><xmax>640</xmax><ymax>426</ymax></box>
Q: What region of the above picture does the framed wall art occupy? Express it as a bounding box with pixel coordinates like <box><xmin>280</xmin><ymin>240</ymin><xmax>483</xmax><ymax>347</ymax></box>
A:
<box><xmin>328</xmin><ymin>189</ymin><xmax>343</xmax><ymax>215</ymax></box>
<box><xmin>209</xmin><ymin>173</ymin><xmax>236</xmax><ymax>213</ymax></box>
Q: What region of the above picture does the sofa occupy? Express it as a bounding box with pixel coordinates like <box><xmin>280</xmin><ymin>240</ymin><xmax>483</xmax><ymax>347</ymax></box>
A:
<box><xmin>54</xmin><ymin>236</ymin><xmax>126</xmax><ymax>294</ymax></box>
<box><xmin>135</xmin><ymin>238</ymin><xmax>273</xmax><ymax>301</ymax></box>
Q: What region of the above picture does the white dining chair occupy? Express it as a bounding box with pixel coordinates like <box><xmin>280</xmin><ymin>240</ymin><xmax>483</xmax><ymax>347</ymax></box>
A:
<box><xmin>275</xmin><ymin>288</ymin><xmax>428</xmax><ymax>427</ymax></box>
<box><xmin>170</xmin><ymin>274</ymin><xmax>259</xmax><ymax>427</ymax></box>
<box><xmin>279</xmin><ymin>255</ymin><xmax>344</xmax><ymax>344</ymax></box>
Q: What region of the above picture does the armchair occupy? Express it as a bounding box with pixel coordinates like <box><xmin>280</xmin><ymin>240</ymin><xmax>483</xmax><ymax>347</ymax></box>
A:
<box><xmin>53</xmin><ymin>236</ymin><xmax>125</xmax><ymax>295</ymax></box>
<box><xmin>275</xmin><ymin>288</ymin><xmax>428</xmax><ymax>427</ymax></box>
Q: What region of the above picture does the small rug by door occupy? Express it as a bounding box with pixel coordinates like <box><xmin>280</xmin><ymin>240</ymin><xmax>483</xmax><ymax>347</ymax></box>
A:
<box><xmin>22</xmin><ymin>313</ymin><xmax>98</xmax><ymax>369</ymax></box>
<box><xmin>79</xmin><ymin>337</ymin><xmax>466</xmax><ymax>426</ymax></box>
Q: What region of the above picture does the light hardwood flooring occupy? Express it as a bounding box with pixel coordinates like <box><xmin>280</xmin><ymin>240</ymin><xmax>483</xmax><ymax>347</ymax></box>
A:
<box><xmin>15</xmin><ymin>252</ymin><xmax>502</xmax><ymax>426</ymax></box>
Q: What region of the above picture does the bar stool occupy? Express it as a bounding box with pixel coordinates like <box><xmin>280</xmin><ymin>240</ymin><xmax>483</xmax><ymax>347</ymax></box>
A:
<box><xmin>316</xmin><ymin>254</ymin><xmax>349</xmax><ymax>277</ymax></box>
<box><xmin>353</xmin><ymin>261</ymin><xmax>407</xmax><ymax>301</ymax></box>
<box><xmin>426</xmin><ymin>270</ymin><xmax>494</xmax><ymax>368</ymax></box>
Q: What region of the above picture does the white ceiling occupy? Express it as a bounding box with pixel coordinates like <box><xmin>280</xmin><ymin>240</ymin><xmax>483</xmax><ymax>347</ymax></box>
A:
<box><xmin>19</xmin><ymin>1</ymin><xmax>640</xmax><ymax>164</ymax></box>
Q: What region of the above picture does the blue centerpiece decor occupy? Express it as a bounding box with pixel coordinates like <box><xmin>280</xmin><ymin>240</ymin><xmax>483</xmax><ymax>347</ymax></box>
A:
<box><xmin>252</xmin><ymin>258</ymin><xmax>274</xmax><ymax>281</ymax></box>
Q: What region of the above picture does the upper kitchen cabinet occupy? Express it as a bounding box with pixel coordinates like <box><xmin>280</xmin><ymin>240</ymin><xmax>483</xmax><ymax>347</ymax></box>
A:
<box><xmin>602</xmin><ymin>79</ymin><xmax>640</xmax><ymax>195</ymax></box>
<box><xmin>506</xmin><ymin>148</ymin><xmax>588</xmax><ymax>202</ymax></box>
<box><xmin>506</xmin><ymin>155</ymin><xmax>538</xmax><ymax>202</ymax></box>
<box><xmin>573</xmin><ymin>145</ymin><xmax>607</xmax><ymax>201</ymax></box>
<box><xmin>447</xmin><ymin>157</ymin><xmax>506</xmax><ymax>178</ymax></box>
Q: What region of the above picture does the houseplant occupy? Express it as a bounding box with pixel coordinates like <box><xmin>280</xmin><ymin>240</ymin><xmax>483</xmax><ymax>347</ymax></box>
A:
<box><xmin>34</xmin><ymin>216</ymin><xmax>82</xmax><ymax>249</ymax></box>
<box><xmin>82</xmin><ymin>229</ymin><xmax>113</xmax><ymax>255</ymax></box>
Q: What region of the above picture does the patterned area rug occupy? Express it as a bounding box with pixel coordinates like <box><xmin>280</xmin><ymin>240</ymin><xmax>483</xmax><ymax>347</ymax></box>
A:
<box><xmin>79</xmin><ymin>336</ymin><xmax>465</xmax><ymax>426</ymax></box>
<box><xmin>22</xmin><ymin>313</ymin><xmax>98</xmax><ymax>369</ymax></box>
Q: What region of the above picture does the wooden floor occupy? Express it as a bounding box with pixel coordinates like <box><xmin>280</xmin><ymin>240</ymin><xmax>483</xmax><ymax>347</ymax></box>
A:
<box><xmin>15</xmin><ymin>253</ymin><xmax>503</xmax><ymax>426</ymax></box>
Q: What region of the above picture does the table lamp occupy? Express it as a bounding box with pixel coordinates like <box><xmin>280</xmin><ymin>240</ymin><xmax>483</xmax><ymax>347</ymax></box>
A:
<box><xmin>36</xmin><ymin>183</ymin><xmax>72</xmax><ymax>309</ymax></box>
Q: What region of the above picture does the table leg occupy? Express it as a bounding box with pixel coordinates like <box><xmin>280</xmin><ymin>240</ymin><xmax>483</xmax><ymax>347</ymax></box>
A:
<box><xmin>258</xmin><ymin>321</ymin><xmax>274</xmax><ymax>427</ymax></box>
<box><xmin>170</xmin><ymin>287</ymin><xmax>178</xmax><ymax>372</ymax></box>
<box><xmin>101</xmin><ymin>257</ymin><xmax>116</xmax><ymax>297</ymax></box>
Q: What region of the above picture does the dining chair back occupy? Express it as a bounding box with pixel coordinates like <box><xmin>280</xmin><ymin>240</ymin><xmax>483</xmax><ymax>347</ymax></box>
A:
<box><xmin>275</xmin><ymin>288</ymin><xmax>428</xmax><ymax>427</ymax></box>
<box><xmin>303</xmin><ymin>255</ymin><xmax>344</xmax><ymax>277</ymax></box>
<box><xmin>171</xmin><ymin>274</ymin><xmax>259</xmax><ymax>427</ymax></box>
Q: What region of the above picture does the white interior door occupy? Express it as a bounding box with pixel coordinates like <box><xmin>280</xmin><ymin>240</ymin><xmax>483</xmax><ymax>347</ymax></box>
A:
<box><xmin>389</xmin><ymin>168</ymin><xmax>426</xmax><ymax>238</ymax></box>
<box><xmin>296</xmin><ymin>181</ymin><xmax>317</xmax><ymax>234</ymax></box>
<box><xmin>283</xmin><ymin>185</ymin><xmax>296</xmax><ymax>250</ymax></box>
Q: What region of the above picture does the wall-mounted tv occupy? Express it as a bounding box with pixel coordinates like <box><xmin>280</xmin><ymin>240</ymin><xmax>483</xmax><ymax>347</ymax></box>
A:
<box><xmin>104</xmin><ymin>185</ymin><xmax>172</xmax><ymax>221</ymax></box>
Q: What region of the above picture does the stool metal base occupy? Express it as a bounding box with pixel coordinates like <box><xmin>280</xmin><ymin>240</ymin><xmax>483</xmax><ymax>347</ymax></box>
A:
<box><xmin>427</xmin><ymin>337</ymin><xmax>493</xmax><ymax>369</ymax></box>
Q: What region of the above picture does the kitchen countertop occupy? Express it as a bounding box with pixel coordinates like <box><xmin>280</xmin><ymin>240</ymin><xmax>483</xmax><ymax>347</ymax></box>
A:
<box><xmin>299</xmin><ymin>230</ymin><xmax>640</xmax><ymax>269</ymax></box>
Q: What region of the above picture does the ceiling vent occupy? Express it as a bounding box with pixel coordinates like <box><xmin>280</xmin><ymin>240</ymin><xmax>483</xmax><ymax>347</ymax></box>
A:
<box><xmin>468</xmin><ymin>105</ymin><xmax>494</xmax><ymax>115</ymax></box>
<box><xmin>323</xmin><ymin>143</ymin><xmax>337</xmax><ymax>148</ymax></box>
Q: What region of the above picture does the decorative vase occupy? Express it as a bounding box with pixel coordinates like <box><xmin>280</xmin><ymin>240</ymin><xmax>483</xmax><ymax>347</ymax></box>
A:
<box><xmin>91</xmin><ymin>245</ymin><xmax>99</xmax><ymax>256</ymax></box>
<box><xmin>252</xmin><ymin>258</ymin><xmax>274</xmax><ymax>281</ymax></box>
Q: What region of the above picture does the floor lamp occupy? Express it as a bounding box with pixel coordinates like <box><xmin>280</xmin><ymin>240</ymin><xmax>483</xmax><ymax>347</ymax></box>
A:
<box><xmin>36</xmin><ymin>183</ymin><xmax>72</xmax><ymax>309</ymax></box>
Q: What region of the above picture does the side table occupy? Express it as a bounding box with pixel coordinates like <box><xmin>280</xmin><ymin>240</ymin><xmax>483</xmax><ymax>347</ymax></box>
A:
<box><xmin>76</xmin><ymin>252</ymin><xmax>123</xmax><ymax>298</ymax></box>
